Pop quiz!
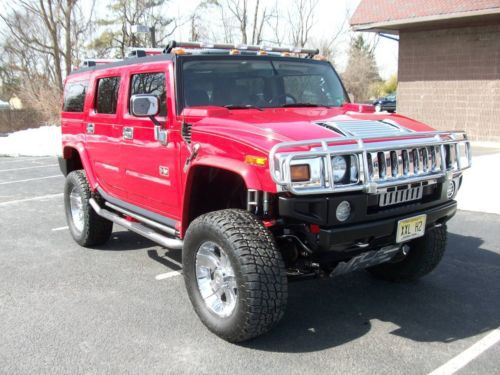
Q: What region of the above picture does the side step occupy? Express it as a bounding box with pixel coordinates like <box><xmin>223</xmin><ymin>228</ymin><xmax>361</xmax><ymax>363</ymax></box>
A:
<box><xmin>89</xmin><ymin>198</ymin><xmax>184</xmax><ymax>250</ymax></box>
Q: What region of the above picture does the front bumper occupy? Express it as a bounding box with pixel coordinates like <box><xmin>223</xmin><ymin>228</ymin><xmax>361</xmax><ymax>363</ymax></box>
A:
<box><xmin>278</xmin><ymin>188</ymin><xmax>457</xmax><ymax>253</ymax></box>
<box><xmin>316</xmin><ymin>200</ymin><xmax>456</xmax><ymax>252</ymax></box>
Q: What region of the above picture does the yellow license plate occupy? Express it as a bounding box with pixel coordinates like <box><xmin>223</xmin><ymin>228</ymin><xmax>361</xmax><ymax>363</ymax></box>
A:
<box><xmin>396</xmin><ymin>214</ymin><xmax>427</xmax><ymax>243</ymax></box>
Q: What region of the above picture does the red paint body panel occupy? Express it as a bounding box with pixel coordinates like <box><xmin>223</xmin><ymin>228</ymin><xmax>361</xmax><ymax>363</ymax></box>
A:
<box><xmin>61</xmin><ymin>58</ymin><xmax>437</xmax><ymax>236</ymax></box>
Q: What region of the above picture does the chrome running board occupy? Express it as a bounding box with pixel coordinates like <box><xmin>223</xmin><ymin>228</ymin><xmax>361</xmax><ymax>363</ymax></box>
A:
<box><xmin>89</xmin><ymin>198</ymin><xmax>183</xmax><ymax>250</ymax></box>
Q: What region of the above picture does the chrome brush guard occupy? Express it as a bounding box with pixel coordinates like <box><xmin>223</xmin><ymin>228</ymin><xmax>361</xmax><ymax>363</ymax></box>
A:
<box><xmin>269</xmin><ymin>131</ymin><xmax>471</xmax><ymax>195</ymax></box>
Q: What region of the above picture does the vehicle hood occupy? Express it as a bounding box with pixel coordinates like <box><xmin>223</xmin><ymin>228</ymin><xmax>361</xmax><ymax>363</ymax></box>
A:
<box><xmin>185</xmin><ymin>105</ymin><xmax>435</xmax><ymax>154</ymax></box>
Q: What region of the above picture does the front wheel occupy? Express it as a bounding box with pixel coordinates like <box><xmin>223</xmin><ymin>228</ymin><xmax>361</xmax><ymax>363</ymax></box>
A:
<box><xmin>367</xmin><ymin>225</ymin><xmax>448</xmax><ymax>282</ymax></box>
<box><xmin>183</xmin><ymin>209</ymin><xmax>288</xmax><ymax>342</ymax></box>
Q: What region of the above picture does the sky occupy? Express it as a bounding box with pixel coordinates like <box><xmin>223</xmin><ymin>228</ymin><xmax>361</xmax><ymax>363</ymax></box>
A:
<box><xmin>166</xmin><ymin>0</ymin><xmax>399</xmax><ymax>79</ymax></box>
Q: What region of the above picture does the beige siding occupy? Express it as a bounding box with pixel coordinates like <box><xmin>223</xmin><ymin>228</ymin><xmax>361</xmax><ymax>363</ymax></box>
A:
<box><xmin>398</xmin><ymin>25</ymin><xmax>500</xmax><ymax>141</ymax></box>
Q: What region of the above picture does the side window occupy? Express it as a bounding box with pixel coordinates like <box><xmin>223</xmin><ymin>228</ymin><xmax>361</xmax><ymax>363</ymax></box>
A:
<box><xmin>63</xmin><ymin>81</ymin><xmax>88</xmax><ymax>112</ymax></box>
<box><xmin>96</xmin><ymin>76</ymin><xmax>120</xmax><ymax>114</ymax></box>
<box><xmin>130</xmin><ymin>72</ymin><xmax>167</xmax><ymax>116</ymax></box>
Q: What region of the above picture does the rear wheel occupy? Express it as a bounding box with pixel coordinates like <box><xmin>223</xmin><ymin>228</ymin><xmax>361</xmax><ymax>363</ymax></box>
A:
<box><xmin>183</xmin><ymin>209</ymin><xmax>288</xmax><ymax>342</ymax></box>
<box><xmin>64</xmin><ymin>170</ymin><xmax>113</xmax><ymax>247</ymax></box>
<box><xmin>367</xmin><ymin>225</ymin><xmax>448</xmax><ymax>282</ymax></box>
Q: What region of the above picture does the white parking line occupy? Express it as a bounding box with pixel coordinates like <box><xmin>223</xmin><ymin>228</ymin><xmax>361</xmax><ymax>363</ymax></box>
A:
<box><xmin>155</xmin><ymin>271</ymin><xmax>182</xmax><ymax>280</ymax></box>
<box><xmin>0</xmin><ymin>175</ymin><xmax>61</xmax><ymax>185</ymax></box>
<box><xmin>428</xmin><ymin>328</ymin><xmax>500</xmax><ymax>375</ymax></box>
<box><xmin>0</xmin><ymin>164</ymin><xmax>58</xmax><ymax>172</ymax></box>
<box><xmin>0</xmin><ymin>193</ymin><xmax>63</xmax><ymax>206</ymax></box>
<box><xmin>0</xmin><ymin>157</ymin><xmax>55</xmax><ymax>164</ymax></box>
<box><xmin>52</xmin><ymin>226</ymin><xmax>69</xmax><ymax>231</ymax></box>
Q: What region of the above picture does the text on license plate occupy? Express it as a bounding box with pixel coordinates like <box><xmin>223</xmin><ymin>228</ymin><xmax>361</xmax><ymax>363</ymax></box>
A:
<box><xmin>396</xmin><ymin>214</ymin><xmax>427</xmax><ymax>243</ymax></box>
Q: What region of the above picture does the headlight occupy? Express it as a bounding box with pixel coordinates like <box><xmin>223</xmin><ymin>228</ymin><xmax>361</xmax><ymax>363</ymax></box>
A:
<box><xmin>332</xmin><ymin>156</ymin><xmax>347</xmax><ymax>182</ymax></box>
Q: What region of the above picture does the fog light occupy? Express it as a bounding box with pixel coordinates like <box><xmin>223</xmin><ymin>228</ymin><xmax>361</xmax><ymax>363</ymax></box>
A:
<box><xmin>447</xmin><ymin>180</ymin><xmax>456</xmax><ymax>199</ymax></box>
<box><xmin>336</xmin><ymin>201</ymin><xmax>351</xmax><ymax>222</ymax></box>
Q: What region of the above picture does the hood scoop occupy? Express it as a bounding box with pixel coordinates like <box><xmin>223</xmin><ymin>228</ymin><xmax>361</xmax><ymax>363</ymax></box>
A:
<box><xmin>316</xmin><ymin>119</ymin><xmax>412</xmax><ymax>138</ymax></box>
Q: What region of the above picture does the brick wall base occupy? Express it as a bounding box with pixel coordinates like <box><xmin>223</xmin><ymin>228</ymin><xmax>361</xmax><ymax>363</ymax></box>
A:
<box><xmin>398</xmin><ymin>25</ymin><xmax>500</xmax><ymax>142</ymax></box>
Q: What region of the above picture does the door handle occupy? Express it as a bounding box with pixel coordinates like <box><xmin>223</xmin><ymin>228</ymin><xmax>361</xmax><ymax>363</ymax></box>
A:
<box><xmin>86</xmin><ymin>123</ymin><xmax>95</xmax><ymax>134</ymax></box>
<box><xmin>123</xmin><ymin>127</ymin><xmax>134</xmax><ymax>140</ymax></box>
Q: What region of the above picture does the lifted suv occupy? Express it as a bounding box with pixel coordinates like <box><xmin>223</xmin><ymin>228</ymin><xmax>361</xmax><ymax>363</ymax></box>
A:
<box><xmin>60</xmin><ymin>41</ymin><xmax>471</xmax><ymax>342</ymax></box>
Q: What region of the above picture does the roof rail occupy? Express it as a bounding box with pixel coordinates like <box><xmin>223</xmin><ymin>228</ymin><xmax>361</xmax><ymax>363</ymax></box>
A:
<box><xmin>163</xmin><ymin>40</ymin><xmax>320</xmax><ymax>57</ymax></box>
<box><xmin>127</xmin><ymin>48</ymin><xmax>164</xmax><ymax>58</ymax></box>
<box><xmin>82</xmin><ymin>58</ymin><xmax>121</xmax><ymax>68</ymax></box>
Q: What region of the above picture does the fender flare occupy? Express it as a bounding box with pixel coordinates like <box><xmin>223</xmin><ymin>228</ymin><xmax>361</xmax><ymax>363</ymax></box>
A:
<box><xmin>187</xmin><ymin>156</ymin><xmax>264</xmax><ymax>191</ymax></box>
<box><xmin>62</xmin><ymin>143</ymin><xmax>98</xmax><ymax>190</ymax></box>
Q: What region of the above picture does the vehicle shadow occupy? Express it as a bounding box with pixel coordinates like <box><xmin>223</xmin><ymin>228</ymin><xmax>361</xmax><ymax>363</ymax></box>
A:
<box><xmin>90</xmin><ymin>229</ymin><xmax>157</xmax><ymax>251</ymax></box>
<box><xmin>244</xmin><ymin>232</ymin><xmax>500</xmax><ymax>353</ymax></box>
<box><xmin>91</xmin><ymin>229</ymin><xmax>184</xmax><ymax>269</ymax></box>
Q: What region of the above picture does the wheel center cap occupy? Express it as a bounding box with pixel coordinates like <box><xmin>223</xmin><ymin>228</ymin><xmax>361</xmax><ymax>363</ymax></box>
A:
<box><xmin>213</xmin><ymin>269</ymin><xmax>224</xmax><ymax>286</ymax></box>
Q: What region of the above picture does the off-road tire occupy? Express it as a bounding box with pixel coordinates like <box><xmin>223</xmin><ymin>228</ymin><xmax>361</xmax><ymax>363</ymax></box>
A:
<box><xmin>367</xmin><ymin>225</ymin><xmax>448</xmax><ymax>282</ymax></box>
<box><xmin>183</xmin><ymin>209</ymin><xmax>288</xmax><ymax>342</ymax></box>
<box><xmin>64</xmin><ymin>170</ymin><xmax>113</xmax><ymax>247</ymax></box>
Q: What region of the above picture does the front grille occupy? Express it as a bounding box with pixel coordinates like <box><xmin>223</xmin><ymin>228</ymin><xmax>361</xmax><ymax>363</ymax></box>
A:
<box><xmin>367</xmin><ymin>146</ymin><xmax>445</xmax><ymax>181</ymax></box>
<box><xmin>379</xmin><ymin>185</ymin><xmax>423</xmax><ymax>207</ymax></box>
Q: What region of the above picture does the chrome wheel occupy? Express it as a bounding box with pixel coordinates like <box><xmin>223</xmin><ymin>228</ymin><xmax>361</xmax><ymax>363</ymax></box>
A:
<box><xmin>69</xmin><ymin>186</ymin><xmax>84</xmax><ymax>233</ymax></box>
<box><xmin>195</xmin><ymin>241</ymin><xmax>238</xmax><ymax>318</ymax></box>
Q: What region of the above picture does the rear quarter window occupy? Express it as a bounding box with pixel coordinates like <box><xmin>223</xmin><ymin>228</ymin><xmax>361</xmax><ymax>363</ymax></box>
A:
<box><xmin>95</xmin><ymin>76</ymin><xmax>121</xmax><ymax>114</ymax></box>
<box><xmin>63</xmin><ymin>81</ymin><xmax>88</xmax><ymax>112</ymax></box>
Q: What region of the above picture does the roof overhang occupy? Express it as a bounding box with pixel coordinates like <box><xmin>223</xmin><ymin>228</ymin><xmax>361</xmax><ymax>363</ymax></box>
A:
<box><xmin>352</xmin><ymin>7</ymin><xmax>500</xmax><ymax>34</ymax></box>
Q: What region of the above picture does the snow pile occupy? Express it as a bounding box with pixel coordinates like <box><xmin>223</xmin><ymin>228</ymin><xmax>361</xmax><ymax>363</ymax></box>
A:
<box><xmin>456</xmin><ymin>152</ymin><xmax>500</xmax><ymax>215</ymax></box>
<box><xmin>0</xmin><ymin>125</ymin><xmax>62</xmax><ymax>157</ymax></box>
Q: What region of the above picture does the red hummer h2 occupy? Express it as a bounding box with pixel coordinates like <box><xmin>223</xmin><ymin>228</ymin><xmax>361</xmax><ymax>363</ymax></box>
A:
<box><xmin>59</xmin><ymin>42</ymin><xmax>471</xmax><ymax>342</ymax></box>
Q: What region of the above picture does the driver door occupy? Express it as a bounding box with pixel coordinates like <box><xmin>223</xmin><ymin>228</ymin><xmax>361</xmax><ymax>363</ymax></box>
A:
<box><xmin>119</xmin><ymin>63</ymin><xmax>181</xmax><ymax>222</ymax></box>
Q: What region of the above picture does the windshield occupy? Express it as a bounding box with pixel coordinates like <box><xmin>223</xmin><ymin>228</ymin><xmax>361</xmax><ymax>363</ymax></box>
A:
<box><xmin>181</xmin><ymin>57</ymin><xmax>347</xmax><ymax>109</ymax></box>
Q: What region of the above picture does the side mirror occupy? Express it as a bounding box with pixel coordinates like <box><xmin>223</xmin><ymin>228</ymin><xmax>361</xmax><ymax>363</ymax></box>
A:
<box><xmin>130</xmin><ymin>94</ymin><xmax>159</xmax><ymax>117</ymax></box>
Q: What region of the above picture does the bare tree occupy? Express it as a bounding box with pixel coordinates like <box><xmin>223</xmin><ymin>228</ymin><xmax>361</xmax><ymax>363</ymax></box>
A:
<box><xmin>287</xmin><ymin>0</ymin><xmax>318</xmax><ymax>47</ymax></box>
<box><xmin>211</xmin><ymin>0</ymin><xmax>271</xmax><ymax>45</ymax></box>
<box><xmin>91</xmin><ymin>0</ymin><xmax>177</xmax><ymax>58</ymax></box>
<box><xmin>0</xmin><ymin>0</ymin><xmax>93</xmax><ymax>123</ymax></box>
<box><xmin>0</xmin><ymin>0</ymin><xmax>90</xmax><ymax>91</ymax></box>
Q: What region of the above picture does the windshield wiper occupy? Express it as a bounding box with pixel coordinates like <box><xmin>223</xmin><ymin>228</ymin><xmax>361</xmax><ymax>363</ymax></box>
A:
<box><xmin>281</xmin><ymin>103</ymin><xmax>328</xmax><ymax>108</ymax></box>
<box><xmin>224</xmin><ymin>104</ymin><xmax>263</xmax><ymax>111</ymax></box>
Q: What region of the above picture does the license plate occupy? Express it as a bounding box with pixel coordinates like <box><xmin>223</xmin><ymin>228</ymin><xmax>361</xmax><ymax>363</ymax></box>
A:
<box><xmin>396</xmin><ymin>214</ymin><xmax>427</xmax><ymax>243</ymax></box>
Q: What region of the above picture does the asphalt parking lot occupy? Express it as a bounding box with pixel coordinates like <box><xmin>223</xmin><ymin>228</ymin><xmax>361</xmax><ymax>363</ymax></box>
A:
<box><xmin>0</xmin><ymin>156</ymin><xmax>499</xmax><ymax>375</ymax></box>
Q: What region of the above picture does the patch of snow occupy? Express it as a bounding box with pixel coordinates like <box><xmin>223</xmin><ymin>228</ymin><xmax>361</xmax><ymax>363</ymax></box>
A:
<box><xmin>0</xmin><ymin>125</ymin><xmax>62</xmax><ymax>157</ymax></box>
<box><xmin>456</xmin><ymin>152</ymin><xmax>500</xmax><ymax>215</ymax></box>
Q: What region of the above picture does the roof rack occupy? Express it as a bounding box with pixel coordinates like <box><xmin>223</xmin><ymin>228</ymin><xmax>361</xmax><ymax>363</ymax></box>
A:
<box><xmin>82</xmin><ymin>58</ymin><xmax>121</xmax><ymax>68</ymax></box>
<box><xmin>79</xmin><ymin>41</ymin><xmax>321</xmax><ymax>69</ymax></box>
<box><xmin>163</xmin><ymin>41</ymin><xmax>320</xmax><ymax>57</ymax></box>
<box><xmin>127</xmin><ymin>48</ymin><xmax>164</xmax><ymax>58</ymax></box>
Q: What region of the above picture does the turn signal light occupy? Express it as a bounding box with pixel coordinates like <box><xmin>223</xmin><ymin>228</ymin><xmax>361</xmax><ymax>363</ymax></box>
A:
<box><xmin>290</xmin><ymin>164</ymin><xmax>310</xmax><ymax>182</ymax></box>
<box><xmin>245</xmin><ymin>155</ymin><xmax>267</xmax><ymax>166</ymax></box>
<box><xmin>172</xmin><ymin>48</ymin><xmax>186</xmax><ymax>55</ymax></box>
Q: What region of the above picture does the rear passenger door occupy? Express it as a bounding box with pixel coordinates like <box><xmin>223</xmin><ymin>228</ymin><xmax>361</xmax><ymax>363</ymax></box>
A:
<box><xmin>85</xmin><ymin>71</ymin><xmax>124</xmax><ymax>196</ymax></box>
<box><xmin>119</xmin><ymin>65</ymin><xmax>181</xmax><ymax>220</ymax></box>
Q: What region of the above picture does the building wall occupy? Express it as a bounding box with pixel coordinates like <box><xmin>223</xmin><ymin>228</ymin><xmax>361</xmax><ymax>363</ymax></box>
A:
<box><xmin>398</xmin><ymin>24</ymin><xmax>500</xmax><ymax>141</ymax></box>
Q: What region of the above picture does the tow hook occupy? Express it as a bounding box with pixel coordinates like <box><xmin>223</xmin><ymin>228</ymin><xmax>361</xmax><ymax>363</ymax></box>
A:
<box><xmin>183</xmin><ymin>143</ymin><xmax>200</xmax><ymax>172</ymax></box>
